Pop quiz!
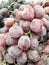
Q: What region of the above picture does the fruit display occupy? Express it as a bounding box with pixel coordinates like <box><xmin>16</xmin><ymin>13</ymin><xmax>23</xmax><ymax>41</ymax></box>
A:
<box><xmin>0</xmin><ymin>0</ymin><xmax>49</xmax><ymax>65</ymax></box>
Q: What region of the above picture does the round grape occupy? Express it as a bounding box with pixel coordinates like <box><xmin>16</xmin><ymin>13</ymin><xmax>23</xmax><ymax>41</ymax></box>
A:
<box><xmin>18</xmin><ymin>35</ymin><xmax>30</xmax><ymax>50</ymax></box>
<box><xmin>9</xmin><ymin>25</ymin><xmax>23</xmax><ymax>38</ymax></box>
<box><xmin>8</xmin><ymin>45</ymin><xmax>22</xmax><ymax>58</ymax></box>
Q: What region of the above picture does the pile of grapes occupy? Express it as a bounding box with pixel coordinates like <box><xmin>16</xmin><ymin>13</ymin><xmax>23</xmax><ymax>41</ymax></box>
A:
<box><xmin>0</xmin><ymin>0</ymin><xmax>49</xmax><ymax>65</ymax></box>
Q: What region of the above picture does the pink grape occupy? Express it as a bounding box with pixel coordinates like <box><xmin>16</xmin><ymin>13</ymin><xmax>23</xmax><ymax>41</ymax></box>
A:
<box><xmin>6</xmin><ymin>34</ymin><xmax>18</xmax><ymax>46</ymax></box>
<box><xmin>34</xmin><ymin>5</ymin><xmax>45</xmax><ymax>19</ymax></box>
<box><xmin>9</xmin><ymin>25</ymin><xmax>23</xmax><ymax>38</ymax></box>
<box><xmin>18</xmin><ymin>35</ymin><xmax>30</xmax><ymax>50</ymax></box>
<box><xmin>19</xmin><ymin>20</ymin><xmax>30</xmax><ymax>32</ymax></box>
<box><xmin>30</xmin><ymin>19</ymin><xmax>42</xmax><ymax>34</ymax></box>
<box><xmin>8</xmin><ymin>45</ymin><xmax>22</xmax><ymax>58</ymax></box>
<box><xmin>30</xmin><ymin>36</ymin><xmax>39</xmax><ymax>49</ymax></box>
<box><xmin>27</xmin><ymin>50</ymin><xmax>40</xmax><ymax>62</ymax></box>
<box><xmin>17</xmin><ymin>52</ymin><xmax>27</xmax><ymax>64</ymax></box>
<box><xmin>5</xmin><ymin>53</ymin><xmax>15</xmax><ymax>64</ymax></box>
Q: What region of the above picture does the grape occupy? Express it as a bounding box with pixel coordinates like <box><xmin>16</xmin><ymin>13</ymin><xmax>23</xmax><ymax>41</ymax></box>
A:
<box><xmin>41</xmin><ymin>26</ymin><xmax>47</xmax><ymax>36</ymax></box>
<box><xmin>31</xmin><ymin>33</ymin><xmax>40</xmax><ymax>40</ymax></box>
<box><xmin>0</xmin><ymin>26</ymin><xmax>9</xmax><ymax>33</ymax></box>
<box><xmin>30</xmin><ymin>19</ymin><xmax>42</xmax><ymax>34</ymax></box>
<box><xmin>8</xmin><ymin>45</ymin><xmax>22</xmax><ymax>58</ymax></box>
<box><xmin>19</xmin><ymin>20</ymin><xmax>30</xmax><ymax>32</ymax></box>
<box><xmin>29</xmin><ymin>1</ymin><xmax>36</xmax><ymax>7</ymax></box>
<box><xmin>9</xmin><ymin>25</ymin><xmax>23</xmax><ymax>38</ymax></box>
<box><xmin>14</xmin><ymin>9</ymin><xmax>23</xmax><ymax>20</ymax></box>
<box><xmin>44</xmin><ymin>14</ymin><xmax>49</xmax><ymax>21</ymax></box>
<box><xmin>19</xmin><ymin>5</ymin><xmax>26</xmax><ymax>11</ymax></box>
<box><xmin>44</xmin><ymin>7</ymin><xmax>49</xmax><ymax>14</ymax></box>
<box><xmin>4</xmin><ymin>18</ymin><xmax>15</xmax><ymax>27</ymax></box>
<box><xmin>30</xmin><ymin>36</ymin><xmax>39</xmax><ymax>49</ymax></box>
<box><xmin>0</xmin><ymin>33</ymin><xmax>6</xmax><ymax>47</ymax></box>
<box><xmin>37</xmin><ymin>1</ymin><xmax>43</xmax><ymax>5</ymax></box>
<box><xmin>6</xmin><ymin>34</ymin><xmax>18</xmax><ymax>46</ymax></box>
<box><xmin>34</xmin><ymin>5</ymin><xmax>45</xmax><ymax>19</ymax></box>
<box><xmin>0</xmin><ymin>8</ymin><xmax>9</xmax><ymax>17</ymax></box>
<box><xmin>5</xmin><ymin>53</ymin><xmax>15</xmax><ymax>64</ymax></box>
<box><xmin>43</xmin><ymin>45</ymin><xmax>49</xmax><ymax>54</ymax></box>
<box><xmin>27</xmin><ymin>50</ymin><xmax>40</xmax><ymax>62</ymax></box>
<box><xmin>36</xmin><ymin>54</ymin><xmax>47</xmax><ymax>65</ymax></box>
<box><xmin>17</xmin><ymin>52</ymin><xmax>27</xmax><ymax>64</ymax></box>
<box><xmin>42</xmin><ymin>18</ymin><xmax>49</xmax><ymax>31</ymax></box>
<box><xmin>18</xmin><ymin>35</ymin><xmax>30</xmax><ymax>50</ymax></box>
<box><xmin>21</xmin><ymin>5</ymin><xmax>34</xmax><ymax>21</ymax></box>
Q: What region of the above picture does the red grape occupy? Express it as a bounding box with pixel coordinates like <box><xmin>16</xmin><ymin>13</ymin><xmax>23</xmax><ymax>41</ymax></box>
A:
<box><xmin>19</xmin><ymin>20</ymin><xmax>30</xmax><ymax>32</ymax></box>
<box><xmin>18</xmin><ymin>35</ymin><xmax>30</xmax><ymax>50</ymax></box>
<box><xmin>9</xmin><ymin>25</ymin><xmax>23</xmax><ymax>38</ymax></box>
<box><xmin>8</xmin><ymin>45</ymin><xmax>22</xmax><ymax>58</ymax></box>
<box><xmin>17</xmin><ymin>52</ymin><xmax>27</xmax><ymax>64</ymax></box>
<box><xmin>27</xmin><ymin>50</ymin><xmax>40</xmax><ymax>62</ymax></box>
<box><xmin>30</xmin><ymin>19</ymin><xmax>42</xmax><ymax>33</ymax></box>
<box><xmin>34</xmin><ymin>5</ymin><xmax>45</xmax><ymax>19</ymax></box>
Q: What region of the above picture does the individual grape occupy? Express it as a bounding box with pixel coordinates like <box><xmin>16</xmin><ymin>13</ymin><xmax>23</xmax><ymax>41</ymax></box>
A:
<box><xmin>32</xmin><ymin>33</ymin><xmax>40</xmax><ymax>40</ymax></box>
<box><xmin>43</xmin><ymin>45</ymin><xmax>49</xmax><ymax>54</ymax></box>
<box><xmin>30</xmin><ymin>36</ymin><xmax>39</xmax><ymax>49</ymax></box>
<box><xmin>29</xmin><ymin>1</ymin><xmax>36</xmax><ymax>7</ymax></box>
<box><xmin>27</xmin><ymin>50</ymin><xmax>40</xmax><ymax>62</ymax></box>
<box><xmin>44</xmin><ymin>14</ymin><xmax>49</xmax><ymax>21</ymax></box>
<box><xmin>14</xmin><ymin>9</ymin><xmax>23</xmax><ymax>20</ymax></box>
<box><xmin>4</xmin><ymin>18</ymin><xmax>15</xmax><ymax>27</ymax></box>
<box><xmin>0</xmin><ymin>8</ymin><xmax>9</xmax><ymax>17</ymax></box>
<box><xmin>44</xmin><ymin>7</ymin><xmax>49</xmax><ymax>14</ymax></box>
<box><xmin>18</xmin><ymin>35</ymin><xmax>30</xmax><ymax>50</ymax></box>
<box><xmin>30</xmin><ymin>19</ymin><xmax>42</xmax><ymax>34</ymax></box>
<box><xmin>39</xmin><ymin>26</ymin><xmax>47</xmax><ymax>36</ymax></box>
<box><xmin>19</xmin><ymin>5</ymin><xmax>26</xmax><ymax>11</ymax></box>
<box><xmin>8</xmin><ymin>45</ymin><xmax>22</xmax><ymax>58</ymax></box>
<box><xmin>36</xmin><ymin>54</ymin><xmax>47</xmax><ymax>65</ymax></box>
<box><xmin>0</xmin><ymin>33</ymin><xmax>6</xmax><ymax>47</ymax></box>
<box><xmin>19</xmin><ymin>20</ymin><xmax>30</xmax><ymax>32</ymax></box>
<box><xmin>6</xmin><ymin>34</ymin><xmax>18</xmax><ymax>46</ymax></box>
<box><xmin>17</xmin><ymin>52</ymin><xmax>27</xmax><ymax>64</ymax></box>
<box><xmin>9</xmin><ymin>25</ymin><xmax>23</xmax><ymax>38</ymax></box>
<box><xmin>21</xmin><ymin>5</ymin><xmax>34</xmax><ymax>21</ymax></box>
<box><xmin>0</xmin><ymin>26</ymin><xmax>9</xmax><ymax>33</ymax></box>
<box><xmin>35</xmin><ymin>59</ymin><xmax>47</xmax><ymax>65</ymax></box>
<box><xmin>42</xmin><ymin>18</ymin><xmax>49</xmax><ymax>31</ymax></box>
<box><xmin>34</xmin><ymin>5</ymin><xmax>45</xmax><ymax>19</ymax></box>
<box><xmin>37</xmin><ymin>1</ymin><xmax>43</xmax><ymax>5</ymax></box>
<box><xmin>5</xmin><ymin>53</ymin><xmax>15</xmax><ymax>64</ymax></box>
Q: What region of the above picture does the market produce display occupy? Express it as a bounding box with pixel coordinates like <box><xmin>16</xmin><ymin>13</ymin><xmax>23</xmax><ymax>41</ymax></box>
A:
<box><xmin>0</xmin><ymin>0</ymin><xmax>49</xmax><ymax>65</ymax></box>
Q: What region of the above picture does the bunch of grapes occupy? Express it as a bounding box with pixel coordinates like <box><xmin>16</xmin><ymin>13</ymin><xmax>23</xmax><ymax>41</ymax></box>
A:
<box><xmin>0</xmin><ymin>0</ymin><xmax>49</xmax><ymax>65</ymax></box>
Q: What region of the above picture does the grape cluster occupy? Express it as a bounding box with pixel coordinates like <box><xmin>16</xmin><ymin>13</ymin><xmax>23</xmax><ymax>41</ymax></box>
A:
<box><xmin>0</xmin><ymin>0</ymin><xmax>49</xmax><ymax>65</ymax></box>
